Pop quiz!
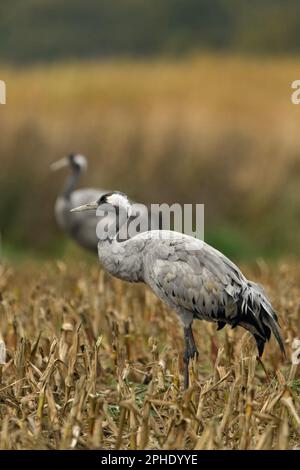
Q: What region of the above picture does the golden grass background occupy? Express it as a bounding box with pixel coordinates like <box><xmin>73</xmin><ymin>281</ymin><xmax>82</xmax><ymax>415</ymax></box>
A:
<box><xmin>1</xmin><ymin>54</ymin><xmax>300</xmax><ymax>256</ymax></box>
<box><xmin>0</xmin><ymin>259</ymin><xmax>299</xmax><ymax>449</ymax></box>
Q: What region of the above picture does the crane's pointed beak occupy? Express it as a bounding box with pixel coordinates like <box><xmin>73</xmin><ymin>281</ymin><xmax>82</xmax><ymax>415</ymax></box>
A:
<box><xmin>70</xmin><ymin>201</ymin><xmax>98</xmax><ymax>212</ymax></box>
<box><xmin>50</xmin><ymin>157</ymin><xmax>69</xmax><ymax>171</ymax></box>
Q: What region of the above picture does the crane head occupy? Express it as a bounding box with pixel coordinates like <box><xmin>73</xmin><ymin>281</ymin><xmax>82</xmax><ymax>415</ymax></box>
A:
<box><xmin>51</xmin><ymin>153</ymin><xmax>87</xmax><ymax>172</ymax></box>
<box><xmin>71</xmin><ymin>191</ymin><xmax>131</xmax><ymax>214</ymax></box>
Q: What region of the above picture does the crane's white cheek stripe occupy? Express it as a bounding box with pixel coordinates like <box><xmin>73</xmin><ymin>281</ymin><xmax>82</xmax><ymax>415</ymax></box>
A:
<box><xmin>106</xmin><ymin>194</ymin><xmax>130</xmax><ymax>208</ymax></box>
<box><xmin>73</xmin><ymin>155</ymin><xmax>87</xmax><ymax>170</ymax></box>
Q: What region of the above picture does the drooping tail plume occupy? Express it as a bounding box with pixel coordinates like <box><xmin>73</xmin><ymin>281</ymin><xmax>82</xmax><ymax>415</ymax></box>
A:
<box><xmin>242</xmin><ymin>281</ymin><xmax>285</xmax><ymax>357</ymax></box>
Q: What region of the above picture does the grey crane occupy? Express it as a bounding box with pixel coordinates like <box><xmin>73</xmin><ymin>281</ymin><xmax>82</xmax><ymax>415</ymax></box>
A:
<box><xmin>52</xmin><ymin>154</ymin><xmax>162</xmax><ymax>253</ymax></box>
<box><xmin>71</xmin><ymin>191</ymin><xmax>285</xmax><ymax>388</ymax></box>
<box><xmin>51</xmin><ymin>154</ymin><xmax>108</xmax><ymax>253</ymax></box>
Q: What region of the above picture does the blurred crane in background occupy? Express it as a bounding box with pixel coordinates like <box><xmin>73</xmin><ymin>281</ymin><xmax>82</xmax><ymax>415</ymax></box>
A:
<box><xmin>51</xmin><ymin>154</ymin><xmax>107</xmax><ymax>252</ymax></box>
<box><xmin>52</xmin><ymin>154</ymin><xmax>162</xmax><ymax>253</ymax></box>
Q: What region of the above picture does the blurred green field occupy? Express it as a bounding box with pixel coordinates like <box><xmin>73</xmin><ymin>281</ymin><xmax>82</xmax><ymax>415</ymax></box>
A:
<box><xmin>0</xmin><ymin>54</ymin><xmax>300</xmax><ymax>259</ymax></box>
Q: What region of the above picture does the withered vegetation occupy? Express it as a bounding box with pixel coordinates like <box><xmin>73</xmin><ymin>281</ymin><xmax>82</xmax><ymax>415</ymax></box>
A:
<box><xmin>0</xmin><ymin>259</ymin><xmax>299</xmax><ymax>449</ymax></box>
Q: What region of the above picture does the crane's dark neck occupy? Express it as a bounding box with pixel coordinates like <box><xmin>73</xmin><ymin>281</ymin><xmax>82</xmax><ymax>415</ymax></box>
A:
<box><xmin>97</xmin><ymin>206</ymin><xmax>130</xmax><ymax>244</ymax></box>
<box><xmin>62</xmin><ymin>166</ymin><xmax>81</xmax><ymax>200</ymax></box>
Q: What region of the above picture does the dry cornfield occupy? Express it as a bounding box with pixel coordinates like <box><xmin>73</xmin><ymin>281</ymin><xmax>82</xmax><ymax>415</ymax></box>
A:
<box><xmin>0</xmin><ymin>258</ymin><xmax>299</xmax><ymax>450</ymax></box>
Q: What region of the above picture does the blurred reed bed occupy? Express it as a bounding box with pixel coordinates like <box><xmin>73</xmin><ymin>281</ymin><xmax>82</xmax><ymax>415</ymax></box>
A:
<box><xmin>0</xmin><ymin>55</ymin><xmax>300</xmax><ymax>256</ymax></box>
<box><xmin>0</xmin><ymin>259</ymin><xmax>299</xmax><ymax>449</ymax></box>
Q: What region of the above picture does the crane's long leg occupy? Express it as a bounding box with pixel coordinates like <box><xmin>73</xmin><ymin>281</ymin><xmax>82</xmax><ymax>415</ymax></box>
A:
<box><xmin>256</xmin><ymin>356</ymin><xmax>271</xmax><ymax>383</ymax></box>
<box><xmin>183</xmin><ymin>325</ymin><xmax>199</xmax><ymax>389</ymax></box>
<box><xmin>183</xmin><ymin>328</ymin><xmax>190</xmax><ymax>390</ymax></box>
<box><xmin>188</xmin><ymin>326</ymin><xmax>199</xmax><ymax>359</ymax></box>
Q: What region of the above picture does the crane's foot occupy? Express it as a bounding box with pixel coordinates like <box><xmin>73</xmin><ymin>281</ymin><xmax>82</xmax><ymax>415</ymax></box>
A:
<box><xmin>183</xmin><ymin>325</ymin><xmax>199</xmax><ymax>389</ymax></box>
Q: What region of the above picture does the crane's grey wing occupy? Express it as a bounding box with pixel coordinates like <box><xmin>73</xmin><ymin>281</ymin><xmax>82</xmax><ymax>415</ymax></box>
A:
<box><xmin>146</xmin><ymin>239</ymin><xmax>241</xmax><ymax>324</ymax></box>
<box><xmin>70</xmin><ymin>189</ymin><xmax>111</xmax><ymax>252</ymax></box>
<box><xmin>55</xmin><ymin>188</ymin><xmax>107</xmax><ymax>252</ymax></box>
<box><xmin>145</xmin><ymin>238</ymin><xmax>284</xmax><ymax>354</ymax></box>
